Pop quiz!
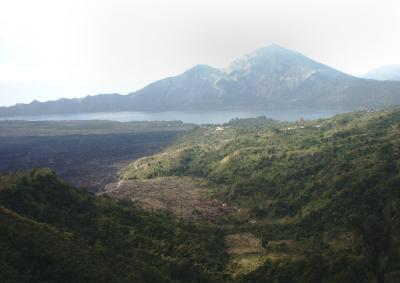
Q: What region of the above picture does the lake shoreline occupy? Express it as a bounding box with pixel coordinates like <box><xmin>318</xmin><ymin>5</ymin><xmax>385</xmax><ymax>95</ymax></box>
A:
<box><xmin>0</xmin><ymin>109</ymin><xmax>345</xmax><ymax>124</ymax></box>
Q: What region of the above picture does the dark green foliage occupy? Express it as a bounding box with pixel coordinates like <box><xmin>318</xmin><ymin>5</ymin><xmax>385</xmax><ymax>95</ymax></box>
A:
<box><xmin>238</xmin><ymin>252</ymin><xmax>368</xmax><ymax>283</ymax></box>
<box><xmin>0</xmin><ymin>169</ymin><xmax>227</xmax><ymax>283</ymax></box>
<box><xmin>139</xmin><ymin>109</ymin><xmax>400</xmax><ymax>230</ymax></box>
<box><xmin>128</xmin><ymin>108</ymin><xmax>400</xmax><ymax>282</ymax></box>
<box><xmin>350</xmin><ymin>202</ymin><xmax>400</xmax><ymax>283</ymax></box>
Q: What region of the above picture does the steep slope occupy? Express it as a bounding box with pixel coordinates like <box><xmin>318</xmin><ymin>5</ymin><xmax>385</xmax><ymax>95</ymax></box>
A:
<box><xmin>363</xmin><ymin>65</ymin><xmax>400</xmax><ymax>81</ymax></box>
<box><xmin>215</xmin><ymin>45</ymin><xmax>353</xmax><ymax>106</ymax></box>
<box><xmin>127</xmin><ymin>64</ymin><xmax>224</xmax><ymax>110</ymax></box>
<box><xmin>118</xmin><ymin>107</ymin><xmax>400</xmax><ymax>282</ymax></box>
<box><xmin>129</xmin><ymin>45</ymin><xmax>355</xmax><ymax>110</ymax></box>
<box><xmin>0</xmin><ymin>169</ymin><xmax>228</xmax><ymax>283</ymax></box>
<box><xmin>122</xmin><ymin>107</ymin><xmax>400</xmax><ymax>234</ymax></box>
<box><xmin>2</xmin><ymin>45</ymin><xmax>400</xmax><ymax>117</ymax></box>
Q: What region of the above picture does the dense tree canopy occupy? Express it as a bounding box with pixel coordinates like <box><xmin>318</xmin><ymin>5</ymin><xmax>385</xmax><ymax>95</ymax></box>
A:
<box><xmin>0</xmin><ymin>169</ymin><xmax>228</xmax><ymax>283</ymax></box>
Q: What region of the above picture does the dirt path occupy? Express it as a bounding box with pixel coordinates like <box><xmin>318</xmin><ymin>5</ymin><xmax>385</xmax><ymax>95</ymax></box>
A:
<box><xmin>101</xmin><ymin>177</ymin><xmax>246</xmax><ymax>221</ymax></box>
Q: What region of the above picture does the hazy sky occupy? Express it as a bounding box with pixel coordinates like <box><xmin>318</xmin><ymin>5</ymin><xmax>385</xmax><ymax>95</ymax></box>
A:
<box><xmin>1</xmin><ymin>0</ymin><xmax>399</xmax><ymax>106</ymax></box>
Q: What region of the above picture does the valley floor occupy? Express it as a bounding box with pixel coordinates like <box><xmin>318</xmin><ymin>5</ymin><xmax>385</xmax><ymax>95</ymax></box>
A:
<box><xmin>0</xmin><ymin>120</ymin><xmax>191</xmax><ymax>191</ymax></box>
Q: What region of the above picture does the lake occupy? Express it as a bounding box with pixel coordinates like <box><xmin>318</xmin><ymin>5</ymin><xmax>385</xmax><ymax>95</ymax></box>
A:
<box><xmin>0</xmin><ymin>109</ymin><xmax>343</xmax><ymax>124</ymax></box>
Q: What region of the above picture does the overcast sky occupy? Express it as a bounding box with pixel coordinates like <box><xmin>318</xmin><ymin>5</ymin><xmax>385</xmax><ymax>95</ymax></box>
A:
<box><xmin>1</xmin><ymin>0</ymin><xmax>399</xmax><ymax>106</ymax></box>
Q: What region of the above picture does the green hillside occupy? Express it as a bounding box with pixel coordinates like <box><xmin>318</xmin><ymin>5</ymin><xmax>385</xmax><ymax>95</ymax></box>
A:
<box><xmin>122</xmin><ymin>108</ymin><xmax>400</xmax><ymax>282</ymax></box>
<box><xmin>122</xmin><ymin>108</ymin><xmax>400</xmax><ymax>222</ymax></box>
<box><xmin>0</xmin><ymin>169</ymin><xmax>227</xmax><ymax>283</ymax></box>
<box><xmin>2</xmin><ymin>108</ymin><xmax>400</xmax><ymax>282</ymax></box>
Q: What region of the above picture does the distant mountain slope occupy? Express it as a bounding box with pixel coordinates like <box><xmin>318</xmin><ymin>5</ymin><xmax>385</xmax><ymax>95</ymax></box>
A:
<box><xmin>2</xmin><ymin>45</ymin><xmax>400</xmax><ymax>117</ymax></box>
<box><xmin>129</xmin><ymin>45</ymin><xmax>357</xmax><ymax>110</ymax></box>
<box><xmin>363</xmin><ymin>65</ymin><xmax>400</xmax><ymax>81</ymax></box>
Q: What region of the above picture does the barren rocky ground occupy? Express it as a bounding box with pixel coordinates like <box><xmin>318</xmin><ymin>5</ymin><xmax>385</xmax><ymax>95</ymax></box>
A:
<box><xmin>0</xmin><ymin>120</ymin><xmax>191</xmax><ymax>191</ymax></box>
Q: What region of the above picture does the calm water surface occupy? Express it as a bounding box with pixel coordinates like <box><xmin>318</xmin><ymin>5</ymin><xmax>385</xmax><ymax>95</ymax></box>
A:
<box><xmin>0</xmin><ymin>110</ymin><xmax>343</xmax><ymax>124</ymax></box>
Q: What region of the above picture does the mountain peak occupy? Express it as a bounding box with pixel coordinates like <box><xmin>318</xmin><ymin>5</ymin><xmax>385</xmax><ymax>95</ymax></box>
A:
<box><xmin>257</xmin><ymin>43</ymin><xmax>291</xmax><ymax>52</ymax></box>
<box><xmin>227</xmin><ymin>44</ymin><xmax>350</xmax><ymax>82</ymax></box>
<box><xmin>182</xmin><ymin>64</ymin><xmax>221</xmax><ymax>78</ymax></box>
<box><xmin>187</xmin><ymin>64</ymin><xmax>216</xmax><ymax>72</ymax></box>
<box><xmin>249</xmin><ymin>44</ymin><xmax>301</xmax><ymax>57</ymax></box>
<box><xmin>229</xmin><ymin>44</ymin><xmax>308</xmax><ymax>71</ymax></box>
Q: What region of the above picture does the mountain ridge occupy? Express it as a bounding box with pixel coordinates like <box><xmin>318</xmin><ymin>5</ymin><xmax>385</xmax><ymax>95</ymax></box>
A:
<box><xmin>1</xmin><ymin>44</ymin><xmax>400</xmax><ymax>117</ymax></box>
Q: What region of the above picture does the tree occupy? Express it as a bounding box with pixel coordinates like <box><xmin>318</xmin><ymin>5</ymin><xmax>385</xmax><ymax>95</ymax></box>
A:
<box><xmin>350</xmin><ymin>202</ymin><xmax>400</xmax><ymax>283</ymax></box>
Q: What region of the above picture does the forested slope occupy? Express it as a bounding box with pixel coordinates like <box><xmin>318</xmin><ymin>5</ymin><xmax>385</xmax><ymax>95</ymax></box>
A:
<box><xmin>0</xmin><ymin>169</ymin><xmax>227</xmax><ymax>283</ymax></box>
<box><xmin>122</xmin><ymin>108</ymin><xmax>400</xmax><ymax>282</ymax></box>
<box><xmin>123</xmin><ymin>109</ymin><xmax>400</xmax><ymax>224</ymax></box>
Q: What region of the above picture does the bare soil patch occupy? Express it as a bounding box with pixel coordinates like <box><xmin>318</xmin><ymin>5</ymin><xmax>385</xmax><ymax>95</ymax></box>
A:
<box><xmin>225</xmin><ymin>233</ymin><xmax>264</xmax><ymax>255</ymax></box>
<box><xmin>102</xmin><ymin>177</ymin><xmax>246</xmax><ymax>221</ymax></box>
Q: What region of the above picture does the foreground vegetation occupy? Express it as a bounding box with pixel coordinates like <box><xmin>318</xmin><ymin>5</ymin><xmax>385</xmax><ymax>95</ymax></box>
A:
<box><xmin>0</xmin><ymin>169</ymin><xmax>227</xmax><ymax>283</ymax></box>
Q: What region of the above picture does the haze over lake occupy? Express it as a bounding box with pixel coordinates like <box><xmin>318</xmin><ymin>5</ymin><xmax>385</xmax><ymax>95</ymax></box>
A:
<box><xmin>0</xmin><ymin>109</ymin><xmax>342</xmax><ymax>124</ymax></box>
